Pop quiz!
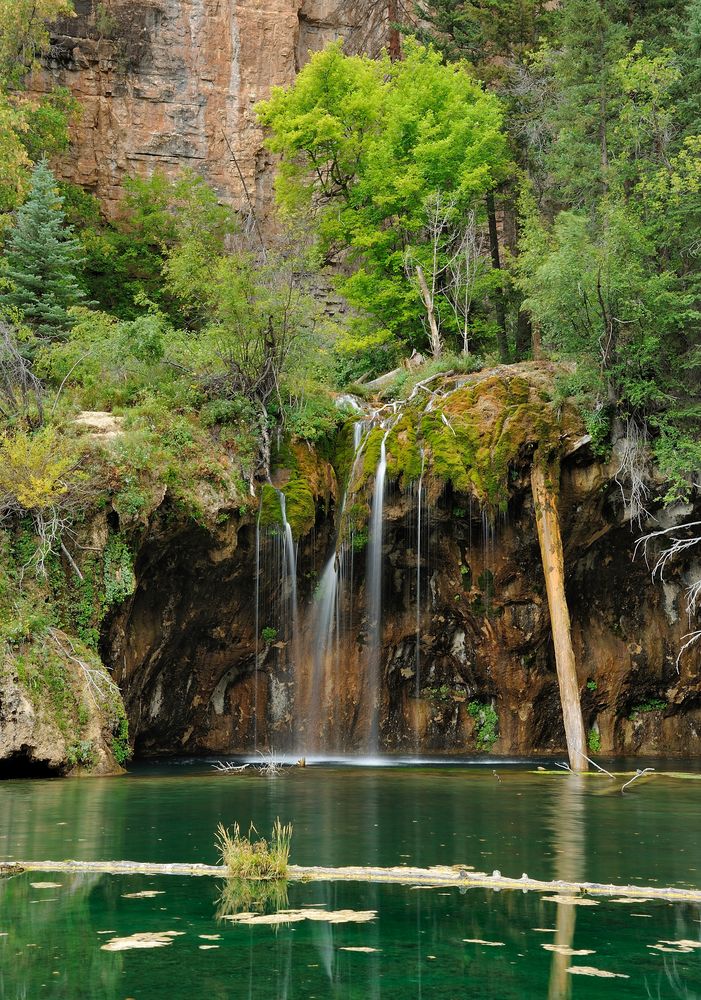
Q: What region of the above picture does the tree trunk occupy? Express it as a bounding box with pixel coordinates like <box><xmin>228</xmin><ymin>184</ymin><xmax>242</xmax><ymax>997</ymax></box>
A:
<box><xmin>485</xmin><ymin>191</ymin><xmax>509</xmax><ymax>363</ymax></box>
<box><xmin>514</xmin><ymin>309</ymin><xmax>531</xmax><ymax>359</ymax></box>
<box><xmin>531</xmin><ymin>461</ymin><xmax>588</xmax><ymax>772</ymax></box>
<box><xmin>415</xmin><ymin>265</ymin><xmax>442</xmax><ymax>359</ymax></box>
<box><xmin>387</xmin><ymin>0</ymin><xmax>401</xmax><ymax>60</ymax></box>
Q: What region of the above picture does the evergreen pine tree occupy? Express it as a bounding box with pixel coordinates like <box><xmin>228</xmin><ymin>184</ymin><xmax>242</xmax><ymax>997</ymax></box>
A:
<box><xmin>0</xmin><ymin>158</ymin><xmax>85</xmax><ymax>338</ymax></box>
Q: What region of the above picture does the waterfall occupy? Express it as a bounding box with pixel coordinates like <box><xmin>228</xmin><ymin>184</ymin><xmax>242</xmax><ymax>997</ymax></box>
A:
<box><xmin>415</xmin><ymin>448</ymin><xmax>425</xmax><ymax>711</ymax></box>
<box><xmin>253</xmin><ymin>500</ymin><xmax>262</xmax><ymax>750</ymax></box>
<box><xmin>300</xmin><ymin>418</ymin><xmax>368</xmax><ymax>753</ymax></box>
<box><xmin>366</xmin><ymin>429</ymin><xmax>389</xmax><ymax>752</ymax></box>
<box><xmin>305</xmin><ymin>555</ymin><xmax>339</xmax><ymax>751</ymax></box>
<box><xmin>277</xmin><ymin>490</ymin><xmax>299</xmax><ymax>654</ymax></box>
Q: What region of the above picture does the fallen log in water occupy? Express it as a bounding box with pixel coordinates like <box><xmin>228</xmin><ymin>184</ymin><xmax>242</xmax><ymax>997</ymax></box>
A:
<box><xmin>5</xmin><ymin>859</ymin><xmax>701</xmax><ymax>902</ymax></box>
<box><xmin>0</xmin><ymin>862</ymin><xmax>22</xmax><ymax>878</ymax></box>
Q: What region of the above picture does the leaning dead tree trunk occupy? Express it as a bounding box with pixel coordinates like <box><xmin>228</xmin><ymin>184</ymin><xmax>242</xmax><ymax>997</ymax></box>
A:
<box><xmin>415</xmin><ymin>265</ymin><xmax>442</xmax><ymax>358</ymax></box>
<box><xmin>531</xmin><ymin>460</ymin><xmax>588</xmax><ymax>772</ymax></box>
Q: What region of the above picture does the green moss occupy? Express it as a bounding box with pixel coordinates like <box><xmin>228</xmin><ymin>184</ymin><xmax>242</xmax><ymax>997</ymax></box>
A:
<box><xmin>259</xmin><ymin>483</ymin><xmax>283</xmax><ymax>529</ymax></box>
<box><xmin>361</xmin><ymin>426</ymin><xmax>385</xmax><ymax>482</ymax></box>
<box><xmin>330</xmin><ymin>421</ymin><xmax>356</xmax><ymax>491</ymax></box>
<box><xmin>386</xmin><ymin>414</ymin><xmax>423</xmax><ymax>484</ymax></box>
<box><xmin>282</xmin><ymin>475</ymin><xmax>317</xmax><ymax>539</ymax></box>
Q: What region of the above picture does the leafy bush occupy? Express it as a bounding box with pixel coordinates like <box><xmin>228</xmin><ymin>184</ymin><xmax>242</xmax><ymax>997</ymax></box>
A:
<box><xmin>587</xmin><ymin>728</ymin><xmax>601</xmax><ymax>753</ymax></box>
<box><xmin>111</xmin><ymin>715</ymin><xmax>131</xmax><ymax>765</ymax></box>
<box><xmin>467</xmin><ymin>700</ymin><xmax>499</xmax><ymax>751</ymax></box>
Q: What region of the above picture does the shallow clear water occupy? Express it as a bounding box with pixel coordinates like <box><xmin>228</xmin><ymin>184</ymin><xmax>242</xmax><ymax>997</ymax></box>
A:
<box><xmin>1</xmin><ymin>759</ymin><xmax>700</xmax><ymax>997</ymax></box>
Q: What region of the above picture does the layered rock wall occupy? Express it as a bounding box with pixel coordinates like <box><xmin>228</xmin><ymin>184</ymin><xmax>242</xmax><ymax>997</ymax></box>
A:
<box><xmin>34</xmin><ymin>0</ymin><xmax>358</xmax><ymax>217</ymax></box>
<box><xmin>101</xmin><ymin>368</ymin><xmax>701</xmax><ymax>759</ymax></box>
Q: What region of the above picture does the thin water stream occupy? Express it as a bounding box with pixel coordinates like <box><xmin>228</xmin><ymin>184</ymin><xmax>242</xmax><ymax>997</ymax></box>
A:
<box><xmin>366</xmin><ymin>430</ymin><xmax>390</xmax><ymax>752</ymax></box>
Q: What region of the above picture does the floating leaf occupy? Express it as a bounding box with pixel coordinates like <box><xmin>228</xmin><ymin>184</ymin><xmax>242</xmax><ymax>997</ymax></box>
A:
<box><xmin>121</xmin><ymin>891</ymin><xmax>165</xmax><ymax>899</ymax></box>
<box><xmin>567</xmin><ymin>966</ymin><xmax>629</xmax><ymax>978</ymax></box>
<box><xmin>101</xmin><ymin>931</ymin><xmax>185</xmax><ymax>952</ymax></box>
<box><xmin>543</xmin><ymin>944</ymin><xmax>595</xmax><ymax>956</ymax></box>
<box><xmin>221</xmin><ymin>908</ymin><xmax>376</xmax><ymax>926</ymax></box>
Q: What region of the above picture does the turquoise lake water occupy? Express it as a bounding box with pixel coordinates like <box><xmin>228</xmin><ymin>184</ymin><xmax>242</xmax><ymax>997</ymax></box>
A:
<box><xmin>1</xmin><ymin>759</ymin><xmax>700</xmax><ymax>997</ymax></box>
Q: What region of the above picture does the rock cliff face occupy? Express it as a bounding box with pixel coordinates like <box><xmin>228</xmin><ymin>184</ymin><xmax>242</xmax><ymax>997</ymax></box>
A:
<box><xmin>33</xmin><ymin>0</ymin><xmax>360</xmax><ymax>218</ymax></box>
<box><xmin>0</xmin><ymin>648</ymin><xmax>124</xmax><ymax>777</ymax></box>
<box><xmin>101</xmin><ymin>366</ymin><xmax>701</xmax><ymax>759</ymax></box>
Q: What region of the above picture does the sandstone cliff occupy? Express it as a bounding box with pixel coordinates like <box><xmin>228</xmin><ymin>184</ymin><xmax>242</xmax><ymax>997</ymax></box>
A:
<box><xmin>32</xmin><ymin>0</ymin><xmax>362</xmax><ymax>218</ymax></box>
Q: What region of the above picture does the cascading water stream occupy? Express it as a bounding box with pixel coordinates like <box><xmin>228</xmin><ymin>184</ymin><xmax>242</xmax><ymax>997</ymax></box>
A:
<box><xmin>366</xmin><ymin>429</ymin><xmax>389</xmax><ymax>752</ymax></box>
<box><xmin>300</xmin><ymin>418</ymin><xmax>369</xmax><ymax>752</ymax></box>
<box><xmin>277</xmin><ymin>489</ymin><xmax>299</xmax><ymax>651</ymax></box>
<box><xmin>415</xmin><ymin>448</ymin><xmax>425</xmax><ymax>725</ymax></box>
<box><xmin>253</xmin><ymin>499</ymin><xmax>262</xmax><ymax>750</ymax></box>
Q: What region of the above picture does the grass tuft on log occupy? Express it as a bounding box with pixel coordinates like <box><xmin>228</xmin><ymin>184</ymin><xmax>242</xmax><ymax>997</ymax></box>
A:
<box><xmin>216</xmin><ymin>818</ymin><xmax>292</xmax><ymax>879</ymax></box>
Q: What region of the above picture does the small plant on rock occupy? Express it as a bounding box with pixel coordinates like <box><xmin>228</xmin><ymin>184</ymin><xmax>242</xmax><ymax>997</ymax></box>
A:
<box><xmin>587</xmin><ymin>728</ymin><xmax>602</xmax><ymax>753</ymax></box>
<box><xmin>467</xmin><ymin>700</ymin><xmax>499</xmax><ymax>751</ymax></box>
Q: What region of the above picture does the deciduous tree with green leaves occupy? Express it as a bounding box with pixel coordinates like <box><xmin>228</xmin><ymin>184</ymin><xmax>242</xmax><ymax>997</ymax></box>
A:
<box><xmin>257</xmin><ymin>41</ymin><xmax>512</xmax><ymax>360</ymax></box>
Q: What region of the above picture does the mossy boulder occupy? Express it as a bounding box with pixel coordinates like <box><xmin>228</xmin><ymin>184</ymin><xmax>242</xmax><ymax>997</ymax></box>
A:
<box><xmin>268</xmin><ymin>439</ymin><xmax>337</xmax><ymax>540</ymax></box>
<box><xmin>343</xmin><ymin>362</ymin><xmax>585</xmax><ymax>517</ymax></box>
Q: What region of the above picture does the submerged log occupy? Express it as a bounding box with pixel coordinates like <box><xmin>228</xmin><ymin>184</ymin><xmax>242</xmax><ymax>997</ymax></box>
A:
<box><xmin>10</xmin><ymin>858</ymin><xmax>701</xmax><ymax>902</ymax></box>
<box><xmin>531</xmin><ymin>461</ymin><xmax>588</xmax><ymax>771</ymax></box>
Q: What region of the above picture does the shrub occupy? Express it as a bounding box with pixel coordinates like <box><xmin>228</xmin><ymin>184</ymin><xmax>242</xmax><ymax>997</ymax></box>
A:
<box><xmin>587</xmin><ymin>728</ymin><xmax>601</xmax><ymax>753</ymax></box>
<box><xmin>467</xmin><ymin>700</ymin><xmax>499</xmax><ymax>751</ymax></box>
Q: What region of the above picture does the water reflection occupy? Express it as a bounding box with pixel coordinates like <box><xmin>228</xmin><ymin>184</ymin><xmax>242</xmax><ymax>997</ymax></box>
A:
<box><xmin>2</xmin><ymin>869</ymin><xmax>701</xmax><ymax>998</ymax></box>
<box><xmin>547</xmin><ymin>773</ymin><xmax>586</xmax><ymax>1000</ymax></box>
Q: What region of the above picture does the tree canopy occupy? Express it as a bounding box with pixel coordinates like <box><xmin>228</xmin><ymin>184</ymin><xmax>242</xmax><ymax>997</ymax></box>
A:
<box><xmin>258</xmin><ymin>41</ymin><xmax>512</xmax><ymax>354</ymax></box>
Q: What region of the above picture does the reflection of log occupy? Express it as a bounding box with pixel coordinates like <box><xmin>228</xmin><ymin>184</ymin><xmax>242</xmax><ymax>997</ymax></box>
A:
<box><xmin>548</xmin><ymin>774</ymin><xmax>586</xmax><ymax>1000</ymax></box>
<box><xmin>548</xmin><ymin>904</ymin><xmax>576</xmax><ymax>1000</ymax></box>
<box><xmin>531</xmin><ymin>461</ymin><xmax>588</xmax><ymax>771</ymax></box>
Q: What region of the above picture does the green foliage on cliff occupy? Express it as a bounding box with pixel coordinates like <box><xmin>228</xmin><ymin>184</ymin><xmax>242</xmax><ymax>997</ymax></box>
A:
<box><xmin>0</xmin><ymin>2</ymin><xmax>79</xmax><ymax>220</ymax></box>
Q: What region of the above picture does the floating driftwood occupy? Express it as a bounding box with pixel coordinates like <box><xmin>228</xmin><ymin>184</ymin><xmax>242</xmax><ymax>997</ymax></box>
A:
<box><xmin>4</xmin><ymin>860</ymin><xmax>701</xmax><ymax>903</ymax></box>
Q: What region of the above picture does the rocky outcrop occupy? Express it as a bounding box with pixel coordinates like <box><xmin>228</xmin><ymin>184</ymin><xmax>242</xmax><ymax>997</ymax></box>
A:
<box><xmin>0</xmin><ymin>644</ymin><xmax>124</xmax><ymax>777</ymax></box>
<box><xmin>101</xmin><ymin>366</ymin><xmax>701</xmax><ymax>759</ymax></box>
<box><xmin>32</xmin><ymin>0</ymin><xmax>362</xmax><ymax>218</ymax></box>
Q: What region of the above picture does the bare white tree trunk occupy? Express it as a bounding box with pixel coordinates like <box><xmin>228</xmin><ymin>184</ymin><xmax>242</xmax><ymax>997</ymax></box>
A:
<box><xmin>415</xmin><ymin>264</ymin><xmax>442</xmax><ymax>359</ymax></box>
<box><xmin>531</xmin><ymin>461</ymin><xmax>588</xmax><ymax>772</ymax></box>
